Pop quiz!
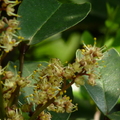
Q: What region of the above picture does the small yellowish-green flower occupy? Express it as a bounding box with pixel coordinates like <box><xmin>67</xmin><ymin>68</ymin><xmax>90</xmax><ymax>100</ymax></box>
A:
<box><xmin>7</xmin><ymin>108</ymin><xmax>23</xmax><ymax>120</ymax></box>
<box><xmin>0</xmin><ymin>66</ymin><xmax>5</xmax><ymax>75</ymax></box>
<box><xmin>0</xmin><ymin>20</ymin><xmax>5</xmax><ymax>29</ymax></box>
<box><xmin>47</xmin><ymin>95</ymin><xmax>78</xmax><ymax>113</ymax></box>
<box><xmin>38</xmin><ymin>111</ymin><xmax>51</xmax><ymax>120</ymax></box>
<box><xmin>5</xmin><ymin>1</ymin><xmax>21</xmax><ymax>17</ymax></box>
<box><xmin>0</xmin><ymin>34</ymin><xmax>21</xmax><ymax>52</ymax></box>
<box><xmin>74</xmin><ymin>76</ymin><xmax>85</xmax><ymax>86</ymax></box>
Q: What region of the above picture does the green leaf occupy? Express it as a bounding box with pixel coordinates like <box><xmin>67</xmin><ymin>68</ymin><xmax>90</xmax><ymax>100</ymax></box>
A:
<box><xmin>84</xmin><ymin>48</ymin><xmax>120</xmax><ymax>115</ymax></box>
<box><xmin>18</xmin><ymin>0</ymin><xmax>91</xmax><ymax>44</ymax></box>
<box><xmin>107</xmin><ymin>111</ymin><xmax>120</xmax><ymax>120</ymax></box>
<box><xmin>81</xmin><ymin>31</ymin><xmax>94</xmax><ymax>45</ymax></box>
<box><xmin>22</xmin><ymin>112</ymin><xmax>30</xmax><ymax>120</ymax></box>
<box><xmin>57</xmin><ymin>0</ymin><xmax>72</xmax><ymax>3</ymax></box>
<box><xmin>8</xmin><ymin>61</ymin><xmax>48</xmax><ymax>77</ymax></box>
<box><xmin>50</xmin><ymin>112</ymin><xmax>71</xmax><ymax>120</ymax></box>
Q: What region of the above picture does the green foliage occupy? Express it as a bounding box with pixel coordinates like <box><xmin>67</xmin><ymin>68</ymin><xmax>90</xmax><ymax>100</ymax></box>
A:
<box><xmin>84</xmin><ymin>49</ymin><xmax>120</xmax><ymax>114</ymax></box>
<box><xmin>107</xmin><ymin>111</ymin><xmax>120</xmax><ymax>120</ymax></box>
<box><xmin>81</xmin><ymin>31</ymin><xmax>94</xmax><ymax>45</ymax></box>
<box><xmin>50</xmin><ymin>112</ymin><xmax>70</xmax><ymax>120</ymax></box>
<box><xmin>17</xmin><ymin>0</ymin><xmax>91</xmax><ymax>44</ymax></box>
<box><xmin>1</xmin><ymin>0</ymin><xmax>120</xmax><ymax>120</ymax></box>
<box><xmin>28</xmin><ymin>33</ymin><xmax>81</xmax><ymax>62</ymax></box>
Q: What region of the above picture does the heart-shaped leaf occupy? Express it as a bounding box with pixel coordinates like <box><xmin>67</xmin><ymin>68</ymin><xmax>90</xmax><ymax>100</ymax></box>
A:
<box><xmin>84</xmin><ymin>49</ymin><xmax>120</xmax><ymax>114</ymax></box>
<box><xmin>17</xmin><ymin>0</ymin><xmax>91</xmax><ymax>44</ymax></box>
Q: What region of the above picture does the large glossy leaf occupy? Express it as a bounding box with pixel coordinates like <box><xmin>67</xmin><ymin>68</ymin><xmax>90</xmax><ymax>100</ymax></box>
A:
<box><xmin>84</xmin><ymin>49</ymin><xmax>120</xmax><ymax>114</ymax></box>
<box><xmin>17</xmin><ymin>0</ymin><xmax>91</xmax><ymax>45</ymax></box>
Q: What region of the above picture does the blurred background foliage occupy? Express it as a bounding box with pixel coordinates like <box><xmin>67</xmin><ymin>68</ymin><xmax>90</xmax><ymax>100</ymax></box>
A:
<box><xmin>24</xmin><ymin>0</ymin><xmax>120</xmax><ymax>120</ymax></box>
<box><xmin>6</xmin><ymin>0</ymin><xmax>120</xmax><ymax>119</ymax></box>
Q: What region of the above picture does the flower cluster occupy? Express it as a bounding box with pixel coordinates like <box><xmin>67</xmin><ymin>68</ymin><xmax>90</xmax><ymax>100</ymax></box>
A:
<box><xmin>0</xmin><ymin>0</ymin><xmax>23</xmax><ymax>52</ymax></box>
<box><xmin>47</xmin><ymin>95</ymin><xmax>77</xmax><ymax>113</ymax></box>
<box><xmin>30</xmin><ymin>59</ymin><xmax>64</xmax><ymax>105</ymax></box>
<box><xmin>25</xmin><ymin>42</ymin><xmax>103</xmax><ymax>120</ymax></box>
<box><xmin>6</xmin><ymin>106</ymin><xmax>23</xmax><ymax>120</ymax></box>
<box><xmin>3</xmin><ymin>70</ymin><xmax>30</xmax><ymax>103</ymax></box>
<box><xmin>0</xmin><ymin>39</ymin><xmax>103</xmax><ymax>120</ymax></box>
<box><xmin>38</xmin><ymin>111</ymin><xmax>51</xmax><ymax>120</ymax></box>
<box><xmin>0</xmin><ymin>66</ymin><xmax>30</xmax><ymax>119</ymax></box>
<box><xmin>75</xmin><ymin>41</ymin><xmax>104</xmax><ymax>85</ymax></box>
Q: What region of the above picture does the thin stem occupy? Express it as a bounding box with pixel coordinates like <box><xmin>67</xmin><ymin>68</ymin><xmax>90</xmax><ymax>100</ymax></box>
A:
<box><xmin>104</xmin><ymin>115</ymin><xmax>110</xmax><ymax>120</ymax></box>
<box><xmin>8</xmin><ymin>42</ymin><xmax>29</xmax><ymax>107</ymax></box>
<box><xmin>19</xmin><ymin>42</ymin><xmax>29</xmax><ymax>77</ymax></box>
<box><xmin>29</xmin><ymin>97</ymin><xmax>55</xmax><ymax>120</ymax></box>
<box><xmin>7</xmin><ymin>85</ymin><xmax>20</xmax><ymax>107</ymax></box>
<box><xmin>94</xmin><ymin>109</ymin><xmax>101</xmax><ymax>120</ymax></box>
<box><xmin>0</xmin><ymin>75</ymin><xmax>5</xmax><ymax>120</ymax></box>
<box><xmin>0</xmin><ymin>51</ymin><xmax>7</xmax><ymax>66</ymax></box>
<box><xmin>0</xmin><ymin>51</ymin><xmax>8</xmax><ymax>119</ymax></box>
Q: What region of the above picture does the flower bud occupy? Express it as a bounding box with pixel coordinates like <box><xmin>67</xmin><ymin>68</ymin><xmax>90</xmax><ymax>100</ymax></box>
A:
<box><xmin>72</xmin><ymin>62</ymin><xmax>81</xmax><ymax>73</ymax></box>
<box><xmin>4</xmin><ymin>71</ymin><xmax>14</xmax><ymax>79</ymax></box>
<box><xmin>0</xmin><ymin>20</ymin><xmax>5</xmax><ymax>29</ymax></box>
<box><xmin>74</xmin><ymin>76</ymin><xmax>85</xmax><ymax>87</ymax></box>
<box><xmin>7</xmin><ymin>109</ymin><xmax>15</xmax><ymax>118</ymax></box>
